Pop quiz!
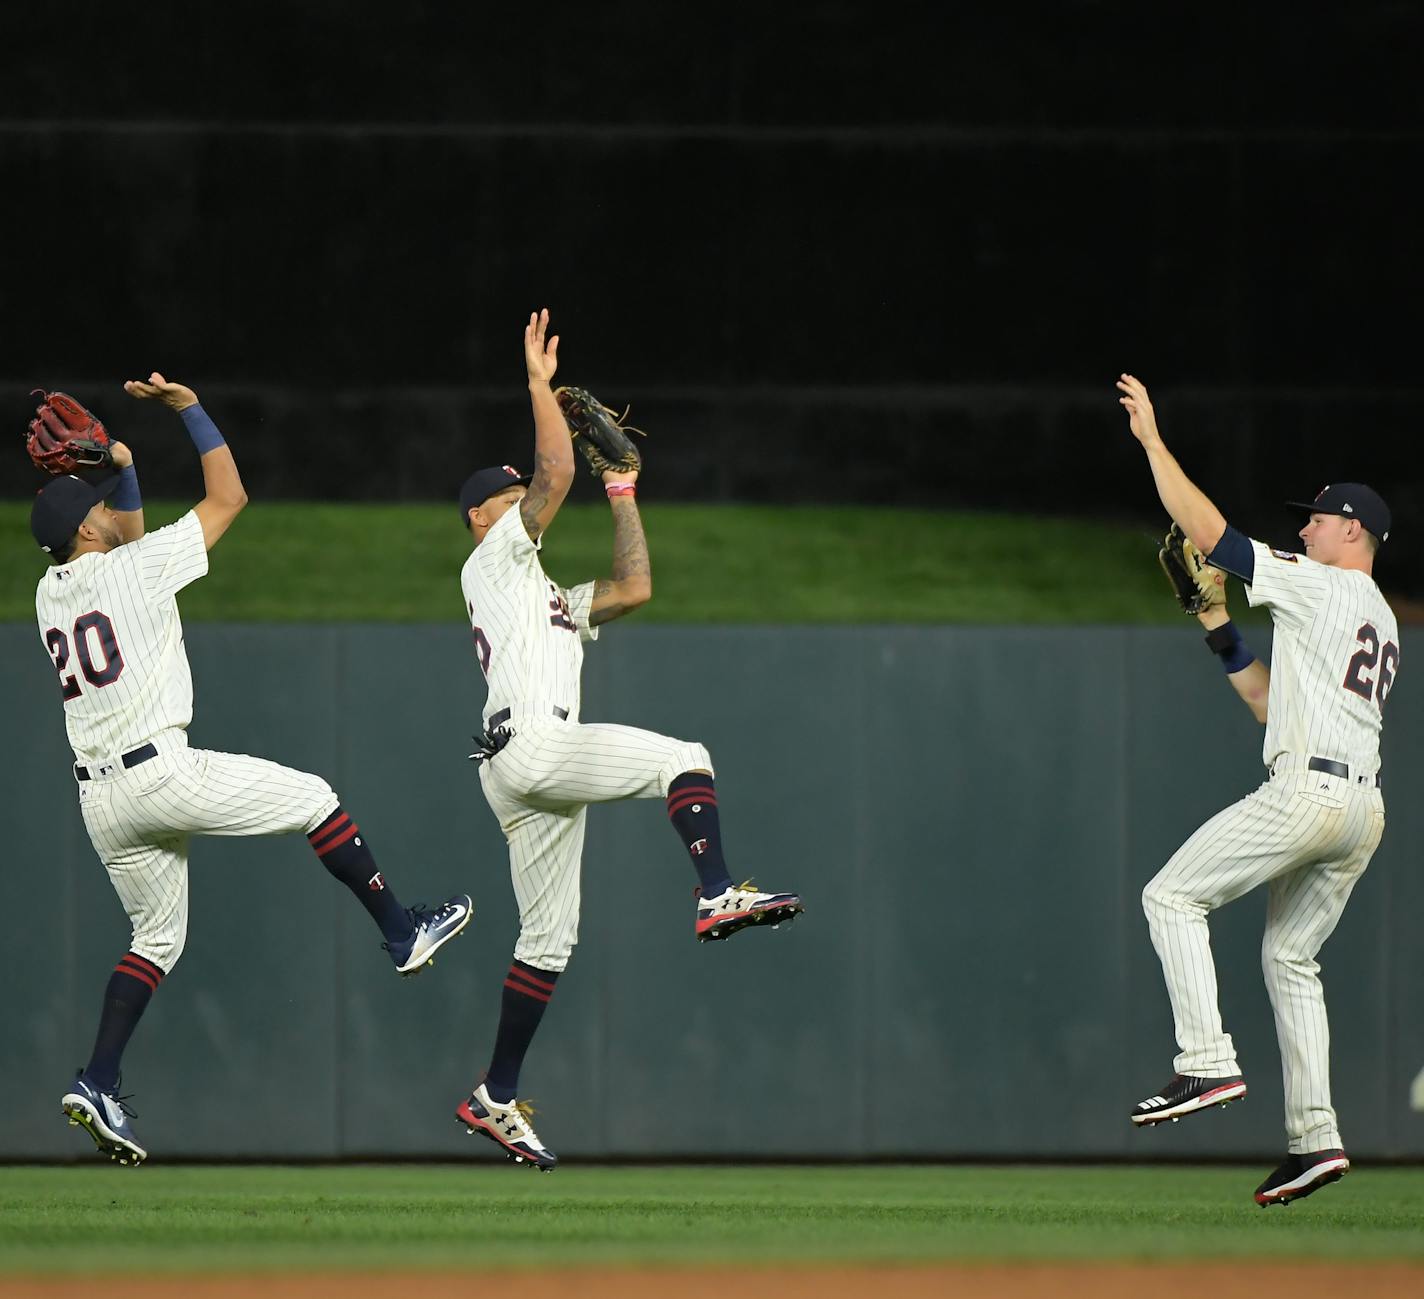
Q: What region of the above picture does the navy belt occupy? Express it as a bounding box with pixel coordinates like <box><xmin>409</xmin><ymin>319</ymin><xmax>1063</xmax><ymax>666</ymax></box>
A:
<box><xmin>75</xmin><ymin>742</ymin><xmax>158</xmax><ymax>782</ymax></box>
<box><xmin>1307</xmin><ymin>756</ymin><xmax>1380</xmax><ymax>788</ymax></box>
<box><xmin>486</xmin><ymin>706</ymin><xmax>568</xmax><ymax>728</ymax></box>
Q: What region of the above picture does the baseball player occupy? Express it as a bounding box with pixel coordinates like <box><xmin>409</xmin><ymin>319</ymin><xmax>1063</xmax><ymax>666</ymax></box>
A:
<box><xmin>1119</xmin><ymin>373</ymin><xmax>1395</xmax><ymax>1206</ymax></box>
<box><xmin>30</xmin><ymin>375</ymin><xmax>473</xmax><ymax>1166</ymax></box>
<box><xmin>451</xmin><ymin>310</ymin><xmax>803</xmax><ymax>1169</ymax></box>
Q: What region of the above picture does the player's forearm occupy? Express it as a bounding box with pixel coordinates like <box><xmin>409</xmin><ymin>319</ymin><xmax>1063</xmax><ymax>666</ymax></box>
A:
<box><xmin>1143</xmin><ymin>441</ymin><xmax>1228</xmax><ymax>554</ymax></box>
<box><xmin>1199</xmin><ymin>612</ymin><xmax>1269</xmax><ymax>724</ymax></box>
<box><xmin>589</xmin><ymin>496</ymin><xmax>652</xmax><ymax>625</ymax></box>
<box><xmin>110</xmin><ymin>465</ymin><xmax>145</xmax><ymax>542</ymax></box>
<box><xmin>1227</xmin><ymin>661</ymin><xmax>1271</xmax><ymax>724</ymax></box>
<box><xmin>608</xmin><ymin>496</ymin><xmax>651</xmax><ymax>587</ymax></box>
<box><xmin>183</xmin><ymin>406</ymin><xmax>247</xmax><ymax>510</ymax></box>
<box><xmin>528</xmin><ymin>381</ymin><xmax>576</xmax><ymax>486</ymax></box>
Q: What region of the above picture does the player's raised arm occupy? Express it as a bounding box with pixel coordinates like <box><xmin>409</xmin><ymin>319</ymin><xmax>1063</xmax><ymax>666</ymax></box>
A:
<box><xmin>519</xmin><ymin>309</ymin><xmax>576</xmax><ymax>541</ymax></box>
<box><xmin>124</xmin><ymin>372</ymin><xmax>248</xmax><ymax>550</ymax></box>
<box><xmin>105</xmin><ymin>439</ymin><xmax>145</xmax><ymax>543</ymax></box>
<box><xmin>589</xmin><ymin>465</ymin><xmax>652</xmax><ymax>625</ymax></box>
<box><xmin>1118</xmin><ymin>374</ymin><xmax>1229</xmax><ymax>555</ymax></box>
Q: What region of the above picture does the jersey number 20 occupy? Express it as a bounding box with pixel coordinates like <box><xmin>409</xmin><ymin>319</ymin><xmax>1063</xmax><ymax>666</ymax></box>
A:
<box><xmin>1343</xmin><ymin>622</ymin><xmax>1398</xmax><ymax>710</ymax></box>
<box><xmin>45</xmin><ymin>611</ymin><xmax>125</xmax><ymax>701</ymax></box>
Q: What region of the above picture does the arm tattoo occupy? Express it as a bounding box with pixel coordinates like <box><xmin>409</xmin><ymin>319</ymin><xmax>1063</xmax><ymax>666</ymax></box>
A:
<box><xmin>519</xmin><ymin>452</ymin><xmax>558</xmax><ymax>540</ymax></box>
<box><xmin>589</xmin><ymin>498</ymin><xmax>651</xmax><ymax>626</ymax></box>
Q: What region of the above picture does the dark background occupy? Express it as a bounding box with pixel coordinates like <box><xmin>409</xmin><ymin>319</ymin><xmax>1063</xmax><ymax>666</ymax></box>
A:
<box><xmin>4</xmin><ymin>2</ymin><xmax>1423</xmax><ymax>585</ymax></box>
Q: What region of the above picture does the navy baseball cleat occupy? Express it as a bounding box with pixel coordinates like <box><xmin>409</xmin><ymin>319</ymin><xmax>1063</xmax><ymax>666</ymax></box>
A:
<box><xmin>695</xmin><ymin>880</ymin><xmax>804</xmax><ymax>942</ymax></box>
<box><xmin>1131</xmin><ymin>1072</ymin><xmax>1247</xmax><ymax>1125</ymax></box>
<box><xmin>385</xmin><ymin>894</ymin><xmax>473</xmax><ymax>976</ymax></box>
<box><xmin>455</xmin><ymin>1083</ymin><xmax>558</xmax><ymax>1170</ymax></box>
<box><xmin>61</xmin><ymin>1071</ymin><xmax>147</xmax><ymax>1166</ymax></box>
<box><xmin>1255</xmin><ymin>1149</ymin><xmax>1350</xmax><ymax>1206</ymax></box>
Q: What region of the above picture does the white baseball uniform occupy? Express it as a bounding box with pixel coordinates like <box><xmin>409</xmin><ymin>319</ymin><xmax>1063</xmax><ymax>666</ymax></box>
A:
<box><xmin>37</xmin><ymin>512</ymin><xmax>339</xmax><ymax>971</ymax></box>
<box><xmin>462</xmin><ymin>505</ymin><xmax>709</xmax><ymax>972</ymax></box>
<box><xmin>1143</xmin><ymin>538</ymin><xmax>1396</xmax><ymax>1153</ymax></box>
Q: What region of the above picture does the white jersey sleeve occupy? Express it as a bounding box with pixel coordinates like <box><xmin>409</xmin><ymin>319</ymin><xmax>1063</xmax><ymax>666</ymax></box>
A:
<box><xmin>131</xmin><ymin>512</ymin><xmax>210</xmax><ymax>602</ymax></box>
<box><xmin>1245</xmin><ymin>540</ymin><xmax>1331</xmax><ymax>629</ymax></box>
<box><xmin>562</xmin><ymin>581</ymin><xmax>601</xmax><ymax>644</ymax></box>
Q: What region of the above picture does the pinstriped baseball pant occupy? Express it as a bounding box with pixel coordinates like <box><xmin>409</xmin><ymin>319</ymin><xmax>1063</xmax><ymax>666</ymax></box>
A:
<box><xmin>79</xmin><ymin>739</ymin><xmax>339</xmax><ymax>973</ymax></box>
<box><xmin>1142</xmin><ymin>768</ymin><xmax>1385</xmax><ymax>1153</ymax></box>
<box><xmin>477</xmin><ymin>714</ymin><xmax>712</xmax><ymax>972</ymax></box>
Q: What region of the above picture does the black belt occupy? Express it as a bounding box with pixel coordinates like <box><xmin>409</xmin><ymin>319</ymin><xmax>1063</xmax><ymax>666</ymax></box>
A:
<box><xmin>1306</xmin><ymin>756</ymin><xmax>1380</xmax><ymax>788</ymax></box>
<box><xmin>75</xmin><ymin>742</ymin><xmax>158</xmax><ymax>782</ymax></box>
<box><xmin>486</xmin><ymin>705</ymin><xmax>568</xmax><ymax>728</ymax></box>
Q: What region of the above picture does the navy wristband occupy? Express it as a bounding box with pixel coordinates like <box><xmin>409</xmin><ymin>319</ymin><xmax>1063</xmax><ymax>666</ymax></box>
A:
<box><xmin>180</xmin><ymin>403</ymin><xmax>225</xmax><ymax>455</ymax></box>
<box><xmin>109</xmin><ymin>465</ymin><xmax>142</xmax><ymax>512</ymax></box>
<box><xmin>1204</xmin><ymin>620</ymin><xmax>1256</xmax><ymax>674</ymax></box>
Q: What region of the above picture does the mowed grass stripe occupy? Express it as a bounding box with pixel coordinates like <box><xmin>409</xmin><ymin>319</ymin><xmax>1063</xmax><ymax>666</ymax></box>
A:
<box><xmin>1</xmin><ymin>1165</ymin><xmax>1422</xmax><ymax>1271</ymax></box>
<box><xmin>0</xmin><ymin>501</ymin><xmax>1270</xmax><ymax>625</ymax></box>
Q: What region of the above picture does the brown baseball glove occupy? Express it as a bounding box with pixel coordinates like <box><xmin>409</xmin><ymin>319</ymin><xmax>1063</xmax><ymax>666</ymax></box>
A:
<box><xmin>554</xmin><ymin>385</ymin><xmax>646</xmax><ymax>478</ymax></box>
<box><xmin>25</xmin><ymin>390</ymin><xmax>114</xmax><ymax>475</ymax></box>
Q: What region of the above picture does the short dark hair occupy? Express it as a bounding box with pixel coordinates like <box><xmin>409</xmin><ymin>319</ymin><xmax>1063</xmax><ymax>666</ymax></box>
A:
<box><xmin>49</xmin><ymin>536</ymin><xmax>76</xmax><ymax>563</ymax></box>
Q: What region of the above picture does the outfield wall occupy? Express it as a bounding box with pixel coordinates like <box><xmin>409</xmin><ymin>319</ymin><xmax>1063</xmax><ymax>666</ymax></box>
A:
<box><xmin>3</xmin><ymin>623</ymin><xmax>1422</xmax><ymax>1161</ymax></box>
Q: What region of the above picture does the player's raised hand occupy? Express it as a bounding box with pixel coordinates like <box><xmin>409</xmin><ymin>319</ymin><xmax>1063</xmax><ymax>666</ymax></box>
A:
<box><xmin>1117</xmin><ymin>373</ymin><xmax>1162</xmax><ymax>448</ymax></box>
<box><xmin>108</xmin><ymin>441</ymin><xmax>133</xmax><ymax>469</ymax></box>
<box><xmin>524</xmin><ymin>309</ymin><xmax>559</xmax><ymax>385</ymax></box>
<box><xmin>124</xmin><ymin>372</ymin><xmax>199</xmax><ymax>412</ymax></box>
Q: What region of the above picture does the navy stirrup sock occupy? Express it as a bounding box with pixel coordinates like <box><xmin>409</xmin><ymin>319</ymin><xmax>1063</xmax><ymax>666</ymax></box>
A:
<box><xmin>666</xmin><ymin>773</ymin><xmax>734</xmax><ymax>897</ymax></box>
<box><xmin>85</xmin><ymin>952</ymin><xmax>164</xmax><ymax>1092</ymax></box>
<box><xmin>307</xmin><ymin>807</ymin><xmax>413</xmax><ymax>945</ymax></box>
<box><xmin>485</xmin><ymin>960</ymin><xmax>560</xmax><ymax>1103</ymax></box>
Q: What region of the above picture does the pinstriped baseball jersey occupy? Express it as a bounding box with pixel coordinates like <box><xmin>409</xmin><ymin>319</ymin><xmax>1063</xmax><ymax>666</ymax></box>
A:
<box><xmin>35</xmin><ymin>512</ymin><xmax>208</xmax><ymax>766</ymax></box>
<box><xmin>460</xmin><ymin>505</ymin><xmax>599</xmax><ymax>722</ymax></box>
<box><xmin>1245</xmin><ymin>539</ymin><xmax>1399</xmax><ymax>774</ymax></box>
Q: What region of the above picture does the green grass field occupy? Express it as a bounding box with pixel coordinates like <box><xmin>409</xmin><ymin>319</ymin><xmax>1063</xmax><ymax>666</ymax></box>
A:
<box><xmin>2</xmin><ymin>1165</ymin><xmax>1422</xmax><ymax>1274</ymax></box>
<box><xmin>0</xmin><ymin>501</ymin><xmax>1280</xmax><ymax>625</ymax></box>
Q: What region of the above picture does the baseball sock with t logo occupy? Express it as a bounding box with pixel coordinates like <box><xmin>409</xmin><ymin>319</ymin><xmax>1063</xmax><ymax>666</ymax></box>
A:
<box><xmin>666</xmin><ymin>772</ymin><xmax>735</xmax><ymax>898</ymax></box>
<box><xmin>307</xmin><ymin>807</ymin><xmax>413</xmax><ymax>945</ymax></box>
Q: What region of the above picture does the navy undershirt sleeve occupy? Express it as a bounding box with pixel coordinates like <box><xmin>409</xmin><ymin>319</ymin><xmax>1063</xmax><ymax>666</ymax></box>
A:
<box><xmin>1206</xmin><ymin>524</ymin><xmax>1255</xmax><ymax>584</ymax></box>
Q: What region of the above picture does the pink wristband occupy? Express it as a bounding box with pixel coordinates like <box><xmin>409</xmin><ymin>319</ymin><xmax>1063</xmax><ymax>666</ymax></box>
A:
<box><xmin>606</xmin><ymin>483</ymin><xmax>636</xmax><ymax>498</ymax></box>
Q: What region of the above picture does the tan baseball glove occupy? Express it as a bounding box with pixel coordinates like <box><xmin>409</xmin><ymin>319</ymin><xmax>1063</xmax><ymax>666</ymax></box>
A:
<box><xmin>1158</xmin><ymin>523</ymin><xmax>1227</xmax><ymax>614</ymax></box>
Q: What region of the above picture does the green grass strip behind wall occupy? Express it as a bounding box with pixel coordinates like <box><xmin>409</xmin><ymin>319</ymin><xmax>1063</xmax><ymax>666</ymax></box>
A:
<box><xmin>2</xmin><ymin>501</ymin><xmax>1276</xmax><ymax>625</ymax></box>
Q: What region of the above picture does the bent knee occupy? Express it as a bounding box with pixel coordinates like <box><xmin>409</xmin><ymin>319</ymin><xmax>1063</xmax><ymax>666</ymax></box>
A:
<box><xmin>666</xmin><ymin>742</ymin><xmax>714</xmax><ymax>791</ymax></box>
<box><xmin>1141</xmin><ymin>876</ymin><xmax>1201</xmax><ymax>923</ymax></box>
<box><xmin>513</xmin><ymin>935</ymin><xmax>575</xmax><ymax>974</ymax></box>
<box><xmin>299</xmin><ymin>781</ymin><xmax>341</xmax><ymax>835</ymax></box>
<box><xmin>131</xmin><ymin>930</ymin><xmax>184</xmax><ymax>974</ymax></box>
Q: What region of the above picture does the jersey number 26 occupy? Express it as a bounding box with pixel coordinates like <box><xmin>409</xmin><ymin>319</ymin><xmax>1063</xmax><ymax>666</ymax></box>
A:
<box><xmin>1343</xmin><ymin>622</ymin><xmax>1398</xmax><ymax>710</ymax></box>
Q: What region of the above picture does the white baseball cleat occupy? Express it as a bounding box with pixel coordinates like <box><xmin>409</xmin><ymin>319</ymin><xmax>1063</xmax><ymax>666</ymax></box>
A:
<box><xmin>695</xmin><ymin>880</ymin><xmax>803</xmax><ymax>942</ymax></box>
<box><xmin>454</xmin><ymin>1082</ymin><xmax>557</xmax><ymax>1170</ymax></box>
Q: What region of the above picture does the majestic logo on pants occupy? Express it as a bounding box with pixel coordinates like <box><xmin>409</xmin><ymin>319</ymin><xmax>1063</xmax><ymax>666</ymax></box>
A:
<box><xmin>367</xmin><ymin>872</ymin><xmax>385</xmax><ymax>891</ymax></box>
<box><xmin>689</xmin><ymin>839</ymin><xmax>709</xmax><ymax>856</ymax></box>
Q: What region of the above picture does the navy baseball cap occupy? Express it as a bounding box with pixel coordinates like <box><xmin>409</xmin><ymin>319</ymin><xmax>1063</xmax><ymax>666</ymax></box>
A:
<box><xmin>30</xmin><ymin>472</ymin><xmax>120</xmax><ymax>554</ymax></box>
<box><xmin>458</xmin><ymin>464</ymin><xmax>532</xmax><ymax>527</ymax></box>
<box><xmin>1286</xmin><ymin>483</ymin><xmax>1391</xmax><ymax>543</ymax></box>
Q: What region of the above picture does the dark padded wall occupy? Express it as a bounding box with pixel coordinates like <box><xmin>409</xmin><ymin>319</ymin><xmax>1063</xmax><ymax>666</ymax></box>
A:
<box><xmin>3</xmin><ymin>622</ymin><xmax>1421</xmax><ymax>1159</ymax></box>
